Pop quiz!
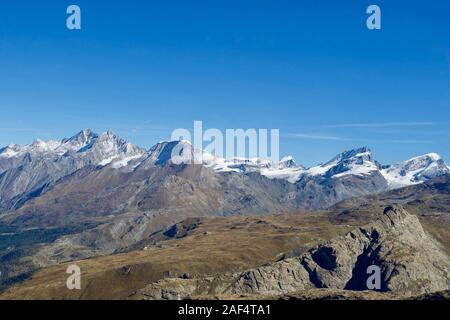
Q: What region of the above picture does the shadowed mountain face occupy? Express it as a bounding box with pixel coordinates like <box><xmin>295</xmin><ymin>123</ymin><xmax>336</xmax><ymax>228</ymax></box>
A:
<box><xmin>0</xmin><ymin>130</ymin><xmax>449</xmax><ymax>294</ymax></box>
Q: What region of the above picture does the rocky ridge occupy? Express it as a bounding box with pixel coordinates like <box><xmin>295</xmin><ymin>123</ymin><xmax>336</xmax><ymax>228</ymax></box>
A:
<box><xmin>130</xmin><ymin>206</ymin><xmax>450</xmax><ymax>300</ymax></box>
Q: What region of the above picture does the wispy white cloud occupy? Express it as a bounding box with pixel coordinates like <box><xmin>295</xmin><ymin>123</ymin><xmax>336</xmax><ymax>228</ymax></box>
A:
<box><xmin>286</xmin><ymin>133</ymin><xmax>435</xmax><ymax>145</ymax></box>
<box><xmin>288</xmin><ymin>133</ymin><xmax>346</xmax><ymax>141</ymax></box>
<box><xmin>0</xmin><ymin>128</ymin><xmax>44</xmax><ymax>133</ymax></box>
<box><xmin>323</xmin><ymin>122</ymin><xmax>437</xmax><ymax>128</ymax></box>
<box><xmin>390</xmin><ymin>139</ymin><xmax>435</xmax><ymax>144</ymax></box>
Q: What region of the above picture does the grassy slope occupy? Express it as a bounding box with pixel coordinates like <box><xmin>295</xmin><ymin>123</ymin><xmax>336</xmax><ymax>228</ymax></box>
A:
<box><xmin>0</xmin><ymin>212</ymin><xmax>361</xmax><ymax>300</ymax></box>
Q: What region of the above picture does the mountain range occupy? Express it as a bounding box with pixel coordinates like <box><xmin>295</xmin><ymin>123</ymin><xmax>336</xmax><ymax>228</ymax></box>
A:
<box><xmin>1</xmin><ymin>129</ymin><xmax>449</xmax><ymax>295</ymax></box>
<box><xmin>1</xmin><ymin>129</ymin><xmax>449</xmax><ymax>214</ymax></box>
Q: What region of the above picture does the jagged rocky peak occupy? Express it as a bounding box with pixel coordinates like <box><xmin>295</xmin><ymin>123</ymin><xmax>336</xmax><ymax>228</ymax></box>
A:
<box><xmin>1</xmin><ymin>129</ymin><xmax>99</xmax><ymax>158</ymax></box>
<box><xmin>86</xmin><ymin>129</ymin><xmax>147</xmax><ymax>167</ymax></box>
<box><xmin>61</xmin><ymin>128</ymin><xmax>98</xmax><ymax>149</ymax></box>
<box><xmin>95</xmin><ymin>129</ymin><xmax>119</xmax><ymax>149</ymax></box>
<box><xmin>2</xmin><ymin>129</ymin><xmax>148</xmax><ymax>172</ymax></box>
<box><xmin>327</xmin><ymin>146</ymin><xmax>375</xmax><ymax>166</ymax></box>
<box><xmin>305</xmin><ymin>147</ymin><xmax>380</xmax><ymax>178</ymax></box>
<box><xmin>89</xmin><ymin>129</ymin><xmax>141</xmax><ymax>153</ymax></box>
<box><xmin>277</xmin><ymin>156</ymin><xmax>302</xmax><ymax>169</ymax></box>
<box><xmin>98</xmin><ymin>128</ymin><xmax>117</xmax><ymax>141</ymax></box>
<box><xmin>0</xmin><ymin>144</ymin><xmax>22</xmax><ymax>158</ymax></box>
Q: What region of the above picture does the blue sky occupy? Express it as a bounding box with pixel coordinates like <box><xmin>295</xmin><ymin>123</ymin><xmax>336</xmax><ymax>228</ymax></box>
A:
<box><xmin>0</xmin><ymin>0</ymin><xmax>449</xmax><ymax>166</ymax></box>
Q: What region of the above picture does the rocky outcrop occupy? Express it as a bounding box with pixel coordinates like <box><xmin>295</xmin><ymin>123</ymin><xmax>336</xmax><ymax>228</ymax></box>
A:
<box><xmin>232</xmin><ymin>205</ymin><xmax>450</xmax><ymax>296</ymax></box>
<box><xmin>130</xmin><ymin>206</ymin><xmax>450</xmax><ymax>299</ymax></box>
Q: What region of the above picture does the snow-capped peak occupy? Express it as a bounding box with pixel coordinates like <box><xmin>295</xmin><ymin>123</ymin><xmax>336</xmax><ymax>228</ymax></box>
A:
<box><xmin>140</xmin><ymin>144</ymin><xmax>382</xmax><ymax>183</ymax></box>
<box><xmin>381</xmin><ymin>153</ymin><xmax>450</xmax><ymax>189</ymax></box>
<box><xmin>0</xmin><ymin>139</ymin><xmax>63</xmax><ymax>159</ymax></box>
<box><xmin>305</xmin><ymin>147</ymin><xmax>379</xmax><ymax>178</ymax></box>
<box><xmin>405</xmin><ymin>153</ymin><xmax>441</xmax><ymax>165</ymax></box>
<box><xmin>60</xmin><ymin>129</ymin><xmax>98</xmax><ymax>152</ymax></box>
<box><xmin>142</xmin><ymin>140</ymin><xmax>306</xmax><ymax>182</ymax></box>
<box><xmin>204</xmin><ymin>153</ymin><xmax>306</xmax><ymax>183</ymax></box>
<box><xmin>324</xmin><ymin>147</ymin><xmax>373</xmax><ymax>165</ymax></box>
<box><xmin>278</xmin><ymin>156</ymin><xmax>301</xmax><ymax>169</ymax></box>
<box><xmin>145</xmin><ymin>140</ymin><xmax>213</xmax><ymax>166</ymax></box>
<box><xmin>2</xmin><ymin>130</ymin><xmax>449</xmax><ymax>189</ymax></box>
<box><xmin>0</xmin><ymin>129</ymin><xmax>147</xmax><ymax>169</ymax></box>
<box><xmin>0</xmin><ymin>144</ymin><xmax>21</xmax><ymax>158</ymax></box>
<box><xmin>28</xmin><ymin>139</ymin><xmax>61</xmax><ymax>153</ymax></box>
<box><xmin>90</xmin><ymin>130</ymin><xmax>147</xmax><ymax>167</ymax></box>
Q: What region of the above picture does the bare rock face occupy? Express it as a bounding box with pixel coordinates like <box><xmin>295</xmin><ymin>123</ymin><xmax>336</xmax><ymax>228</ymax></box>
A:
<box><xmin>130</xmin><ymin>206</ymin><xmax>450</xmax><ymax>299</ymax></box>
<box><xmin>232</xmin><ymin>205</ymin><xmax>449</xmax><ymax>296</ymax></box>
<box><xmin>131</xmin><ymin>278</ymin><xmax>199</xmax><ymax>300</ymax></box>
